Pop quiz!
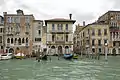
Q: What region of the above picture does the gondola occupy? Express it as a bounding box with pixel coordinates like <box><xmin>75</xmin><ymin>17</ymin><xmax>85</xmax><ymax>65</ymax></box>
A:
<box><xmin>63</xmin><ymin>53</ymin><xmax>73</xmax><ymax>60</ymax></box>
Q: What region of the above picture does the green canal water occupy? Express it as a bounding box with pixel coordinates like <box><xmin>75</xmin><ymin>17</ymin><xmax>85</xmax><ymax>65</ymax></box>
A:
<box><xmin>0</xmin><ymin>56</ymin><xmax>120</xmax><ymax>80</ymax></box>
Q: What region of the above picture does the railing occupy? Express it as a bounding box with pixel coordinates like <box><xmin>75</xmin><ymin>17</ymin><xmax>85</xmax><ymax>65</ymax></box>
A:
<box><xmin>55</xmin><ymin>40</ymin><xmax>65</xmax><ymax>43</ymax></box>
<box><xmin>50</xmin><ymin>30</ymin><xmax>72</xmax><ymax>33</ymax></box>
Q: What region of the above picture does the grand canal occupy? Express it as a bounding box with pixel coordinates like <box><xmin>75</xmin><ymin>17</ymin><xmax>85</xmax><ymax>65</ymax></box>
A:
<box><xmin>0</xmin><ymin>56</ymin><xmax>120</xmax><ymax>80</ymax></box>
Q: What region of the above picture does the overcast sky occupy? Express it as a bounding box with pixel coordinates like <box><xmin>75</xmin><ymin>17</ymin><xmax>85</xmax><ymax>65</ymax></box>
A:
<box><xmin>0</xmin><ymin>0</ymin><xmax>120</xmax><ymax>30</ymax></box>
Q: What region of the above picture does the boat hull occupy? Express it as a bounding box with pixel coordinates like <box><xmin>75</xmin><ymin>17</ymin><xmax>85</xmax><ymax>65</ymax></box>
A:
<box><xmin>73</xmin><ymin>55</ymin><xmax>78</xmax><ymax>59</ymax></box>
<box><xmin>14</xmin><ymin>56</ymin><xmax>25</xmax><ymax>59</ymax></box>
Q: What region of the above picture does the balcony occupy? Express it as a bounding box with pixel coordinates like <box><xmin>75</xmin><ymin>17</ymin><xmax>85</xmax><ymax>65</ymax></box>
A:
<box><xmin>55</xmin><ymin>40</ymin><xmax>65</xmax><ymax>44</ymax></box>
<box><xmin>50</xmin><ymin>30</ymin><xmax>72</xmax><ymax>33</ymax></box>
<box><xmin>6</xmin><ymin>31</ymin><xmax>14</xmax><ymax>36</ymax></box>
<box><xmin>112</xmin><ymin>37</ymin><xmax>120</xmax><ymax>41</ymax></box>
<box><xmin>65</xmin><ymin>30</ymin><xmax>72</xmax><ymax>33</ymax></box>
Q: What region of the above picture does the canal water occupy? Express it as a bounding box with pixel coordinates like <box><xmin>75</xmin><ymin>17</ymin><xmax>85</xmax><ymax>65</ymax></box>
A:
<box><xmin>0</xmin><ymin>56</ymin><xmax>120</xmax><ymax>80</ymax></box>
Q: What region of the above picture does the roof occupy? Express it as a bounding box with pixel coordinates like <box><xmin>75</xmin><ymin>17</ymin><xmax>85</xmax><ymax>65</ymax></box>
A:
<box><xmin>79</xmin><ymin>22</ymin><xmax>109</xmax><ymax>33</ymax></box>
<box><xmin>33</xmin><ymin>20</ymin><xmax>43</xmax><ymax>22</ymax></box>
<box><xmin>4</xmin><ymin>14</ymin><xmax>34</xmax><ymax>16</ymax></box>
<box><xmin>98</xmin><ymin>10</ymin><xmax>120</xmax><ymax>21</ymax></box>
<box><xmin>45</xmin><ymin>18</ymin><xmax>76</xmax><ymax>23</ymax></box>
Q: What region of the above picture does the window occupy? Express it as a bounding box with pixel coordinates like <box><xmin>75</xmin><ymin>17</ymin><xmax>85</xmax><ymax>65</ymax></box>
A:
<box><xmin>15</xmin><ymin>38</ymin><xmax>17</xmax><ymax>43</ymax></box>
<box><xmin>11</xmin><ymin>38</ymin><xmax>13</xmax><ymax>44</ymax></box>
<box><xmin>7</xmin><ymin>17</ymin><xmax>11</xmax><ymax>23</ymax></box>
<box><xmin>57</xmin><ymin>24</ymin><xmax>63</xmax><ymax>30</ymax></box>
<box><xmin>104</xmin><ymin>29</ymin><xmax>107</xmax><ymax>35</ymax></box>
<box><xmin>92</xmin><ymin>29</ymin><xmax>95</xmax><ymax>36</ymax></box>
<box><xmin>86</xmin><ymin>40</ymin><xmax>89</xmax><ymax>45</ymax></box>
<box><xmin>66</xmin><ymin>24</ymin><xmax>68</xmax><ymax>30</ymax></box>
<box><xmin>18</xmin><ymin>38</ymin><xmax>21</xmax><ymax>45</ymax></box>
<box><xmin>113</xmin><ymin>32</ymin><xmax>115</xmax><ymax>38</ymax></box>
<box><xmin>83</xmin><ymin>32</ymin><xmax>84</xmax><ymax>37</ymax></box>
<box><xmin>1</xmin><ymin>46</ymin><xmax>3</xmax><ymax>49</ymax></box>
<box><xmin>0</xmin><ymin>28</ymin><xmax>2</xmax><ymax>33</ymax></box>
<box><xmin>38</xmin><ymin>30</ymin><xmax>41</xmax><ymax>35</ymax></box>
<box><xmin>16</xmin><ymin>23</ymin><xmax>20</xmax><ymax>32</ymax></box>
<box><xmin>98</xmin><ymin>29</ymin><xmax>101</xmax><ymax>36</ymax></box>
<box><xmin>99</xmin><ymin>48</ymin><xmax>101</xmax><ymax>53</ymax></box>
<box><xmin>26</xmin><ymin>38</ymin><xmax>28</xmax><ymax>43</ymax></box>
<box><xmin>52</xmin><ymin>24</ymin><xmax>55</xmax><ymax>30</ymax></box>
<box><xmin>98</xmin><ymin>40</ymin><xmax>101</xmax><ymax>46</ymax></box>
<box><xmin>15</xmin><ymin>17</ymin><xmax>20</xmax><ymax>23</ymax></box>
<box><xmin>35</xmin><ymin>38</ymin><xmax>41</xmax><ymax>41</ymax></box>
<box><xmin>22</xmin><ymin>38</ymin><xmax>24</xmax><ymax>43</ymax></box>
<box><xmin>52</xmin><ymin>35</ymin><xmax>55</xmax><ymax>41</ymax></box>
<box><xmin>92</xmin><ymin>39</ymin><xmax>95</xmax><ymax>46</ymax></box>
<box><xmin>11</xmin><ymin>27</ymin><xmax>13</xmax><ymax>32</ymax></box>
<box><xmin>7</xmin><ymin>38</ymin><xmax>10</xmax><ymax>43</ymax></box>
<box><xmin>66</xmin><ymin>35</ymin><xmax>68</xmax><ymax>42</ymax></box>
<box><xmin>0</xmin><ymin>36</ymin><xmax>2</xmax><ymax>43</ymax></box>
<box><xmin>116</xmin><ymin>32</ymin><xmax>119</xmax><ymax>38</ymax></box>
<box><xmin>113</xmin><ymin>42</ymin><xmax>116</xmax><ymax>46</ymax></box>
<box><xmin>104</xmin><ymin>39</ymin><xmax>107</xmax><ymax>44</ymax></box>
<box><xmin>88</xmin><ymin>29</ymin><xmax>90</xmax><ymax>34</ymax></box>
<box><xmin>25</xmin><ymin>17</ymin><xmax>29</xmax><ymax>23</ymax></box>
<box><xmin>92</xmin><ymin>48</ymin><xmax>95</xmax><ymax>52</ymax></box>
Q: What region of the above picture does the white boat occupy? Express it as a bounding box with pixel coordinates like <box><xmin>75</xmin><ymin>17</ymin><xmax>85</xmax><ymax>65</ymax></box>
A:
<box><xmin>0</xmin><ymin>53</ymin><xmax>13</xmax><ymax>60</ymax></box>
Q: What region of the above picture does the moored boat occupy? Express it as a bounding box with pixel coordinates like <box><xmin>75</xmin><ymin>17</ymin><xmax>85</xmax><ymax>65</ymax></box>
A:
<box><xmin>73</xmin><ymin>54</ymin><xmax>78</xmax><ymax>59</ymax></box>
<box><xmin>63</xmin><ymin>53</ymin><xmax>73</xmax><ymax>59</ymax></box>
<box><xmin>14</xmin><ymin>53</ymin><xmax>25</xmax><ymax>59</ymax></box>
<box><xmin>0</xmin><ymin>53</ymin><xmax>13</xmax><ymax>60</ymax></box>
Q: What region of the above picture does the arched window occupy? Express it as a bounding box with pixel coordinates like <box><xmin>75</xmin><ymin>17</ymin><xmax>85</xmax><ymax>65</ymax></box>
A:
<box><xmin>11</xmin><ymin>38</ymin><xmax>13</xmax><ymax>44</ymax></box>
<box><xmin>22</xmin><ymin>38</ymin><xmax>24</xmax><ymax>43</ymax></box>
<box><xmin>26</xmin><ymin>38</ymin><xmax>28</xmax><ymax>43</ymax></box>
<box><xmin>15</xmin><ymin>38</ymin><xmax>17</xmax><ymax>43</ymax></box>
<box><xmin>7</xmin><ymin>38</ymin><xmax>10</xmax><ymax>43</ymax></box>
<box><xmin>18</xmin><ymin>38</ymin><xmax>21</xmax><ymax>44</ymax></box>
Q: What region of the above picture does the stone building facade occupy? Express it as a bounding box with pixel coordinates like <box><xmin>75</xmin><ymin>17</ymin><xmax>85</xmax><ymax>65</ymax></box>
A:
<box><xmin>3</xmin><ymin>9</ymin><xmax>34</xmax><ymax>55</ymax></box>
<box><xmin>97</xmin><ymin>11</ymin><xmax>120</xmax><ymax>54</ymax></box>
<box><xmin>0</xmin><ymin>16</ymin><xmax>4</xmax><ymax>53</ymax></box>
<box><xmin>45</xmin><ymin>16</ymin><xmax>76</xmax><ymax>55</ymax></box>
<box><xmin>79</xmin><ymin>23</ymin><xmax>110</xmax><ymax>55</ymax></box>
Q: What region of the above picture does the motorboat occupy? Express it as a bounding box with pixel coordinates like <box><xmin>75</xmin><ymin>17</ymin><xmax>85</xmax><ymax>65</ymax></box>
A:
<box><xmin>14</xmin><ymin>53</ymin><xmax>25</xmax><ymax>59</ymax></box>
<box><xmin>0</xmin><ymin>53</ymin><xmax>13</xmax><ymax>60</ymax></box>
<box><xmin>63</xmin><ymin>53</ymin><xmax>73</xmax><ymax>59</ymax></box>
<box><xmin>73</xmin><ymin>54</ymin><xmax>78</xmax><ymax>59</ymax></box>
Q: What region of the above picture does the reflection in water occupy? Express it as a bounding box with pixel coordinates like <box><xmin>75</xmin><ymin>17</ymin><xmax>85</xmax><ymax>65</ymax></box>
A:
<box><xmin>0</xmin><ymin>56</ymin><xmax>120</xmax><ymax>80</ymax></box>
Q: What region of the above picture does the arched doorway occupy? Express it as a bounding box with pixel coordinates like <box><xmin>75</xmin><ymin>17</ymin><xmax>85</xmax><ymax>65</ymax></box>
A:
<box><xmin>51</xmin><ymin>46</ymin><xmax>55</xmax><ymax>55</ymax></box>
<box><xmin>58</xmin><ymin>46</ymin><xmax>62</xmax><ymax>54</ymax></box>
<box><xmin>65</xmin><ymin>46</ymin><xmax>69</xmax><ymax>54</ymax></box>
<box><xmin>9</xmin><ymin>48</ymin><xmax>14</xmax><ymax>53</ymax></box>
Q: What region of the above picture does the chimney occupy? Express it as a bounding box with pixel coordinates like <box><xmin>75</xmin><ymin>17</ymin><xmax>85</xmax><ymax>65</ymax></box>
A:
<box><xmin>83</xmin><ymin>21</ymin><xmax>85</xmax><ymax>26</ymax></box>
<box><xmin>69</xmin><ymin>14</ymin><xmax>72</xmax><ymax>20</ymax></box>
<box><xmin>16</xmin><ymin>9</ymin><xmax>24</xmax><ymax>15</ymax></box>
<box><xmin>3</xmin><ymin>12</ymin><xmax>7</xmax><ymax>16</ymax></box>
